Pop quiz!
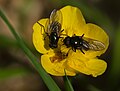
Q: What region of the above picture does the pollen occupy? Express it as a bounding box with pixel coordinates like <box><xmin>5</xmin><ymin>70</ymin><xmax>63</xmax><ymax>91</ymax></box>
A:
<box><xmin>50</xmin><ymin>51</ymin><xmax>66</xmax><ymax>63</ymax></box>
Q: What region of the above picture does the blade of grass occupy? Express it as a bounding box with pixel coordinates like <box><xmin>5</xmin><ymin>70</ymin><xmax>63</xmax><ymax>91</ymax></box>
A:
<box><xmin>0</xmin><ymin>9</ymin><xmax>61</xmax><ymax>91</ymax></box>
<box><xmin>63</xmin><ymin>70</ymin><xmax>74</xmax><ymax>91</ymax></box>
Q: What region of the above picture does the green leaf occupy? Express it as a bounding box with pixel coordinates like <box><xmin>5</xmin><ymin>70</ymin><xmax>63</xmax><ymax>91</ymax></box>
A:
<box><xmin>0</xmin><ymin>9</ymin><xmax>61</xmax><ymax>91</ymax></box>
<box><xmin>63</xmin><ymin>70</ymin><xmax>74</xmax><ymax>91</ymax></box>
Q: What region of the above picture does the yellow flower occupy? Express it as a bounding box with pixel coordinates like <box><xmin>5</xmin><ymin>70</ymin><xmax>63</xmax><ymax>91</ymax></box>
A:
<box><xmin>32</xmin><ymin>6</ymin><xmax>109</xmax><ymax>77</ymax></box>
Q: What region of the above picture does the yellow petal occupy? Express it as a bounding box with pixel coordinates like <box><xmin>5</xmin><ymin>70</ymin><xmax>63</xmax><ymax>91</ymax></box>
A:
<box><xmin>86</xmin><ymin>58</ymin><xmax>107</xmax><ymax>77</ymax></box>
<box><xmin>41</xmin><ymin>52</ymin><xmax>76</xmax><ymax>76</ymax></box>
<box><xmin>67</xmin><ymin>53</ymin><xmax>107</xmax><ymax>77</ymax></box>
<box><xmin>60</xmin><ymin>6</ymin><xmax>86</xmax><ymax>36</ymax></box>
<box><xmin>33</xmin><ymin>19</ymin><xmax>53</xmax><ymax>54</ymax></box>
<box><xmin>60</xmin><ymin>6</ymin><xmax>109</xmax><ymax>58</ymax></box>
<box><xmin>73</xmin><ymin>23</ymin><xmax>109</xmax><ymax>58</ymax></box>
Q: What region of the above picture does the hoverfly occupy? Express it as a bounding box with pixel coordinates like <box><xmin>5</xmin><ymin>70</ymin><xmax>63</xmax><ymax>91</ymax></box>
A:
<box><xmin>37</xmin><ymin>9</ymin><xmax>64</xmax><ymax>49</ymax></box>
<box><xmin>63</xmin><ymin>34</ymin><xmax>105</xmax><ymax>54</ymax></box>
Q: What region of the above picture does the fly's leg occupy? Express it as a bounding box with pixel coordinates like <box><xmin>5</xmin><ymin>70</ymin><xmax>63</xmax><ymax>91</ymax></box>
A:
<box><xmin>37</xmin><ymin>21</ymin><xmax>46</xmax><ymax>33</ymax></box>
<box><xmin>80</xmin><ymin>34</ymin><xmax>84</xmax><ymax>38</ymax></box>
<box><xmin>80</xmin><ymin>48</ymin><xmax>85</xmax><ymax>54</ymax></box>
<box><xmin>37</xmin><ymin>21</ymin><xmax>49</xmax><ymax>40</ymax></box>
<box><xmin>61</xmin><ymin>29</ymin><xmax>64</xmax><ymax>33</ymax></box>
<box><xmin>66</xmin><ymin>48</ymin><xmax>72</xmax><ymax>56</ymax></box>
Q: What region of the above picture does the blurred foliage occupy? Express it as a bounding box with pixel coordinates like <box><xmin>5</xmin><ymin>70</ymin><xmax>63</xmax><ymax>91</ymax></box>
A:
<box><xmin>0</xmin><ymin>0</ymin><xmax>120</xmax><ymax>91</ymax></box>
<box><xmin>0</xmin><ymin>7</ymin><xmax>61</xmax><ymax>91</ymax></box>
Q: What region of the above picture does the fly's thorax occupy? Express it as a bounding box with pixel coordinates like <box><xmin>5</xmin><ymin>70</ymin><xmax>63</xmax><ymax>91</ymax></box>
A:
<box><xmin>49</xmin><ymin>32</ymin><xmax>59</xmax><ymax>49</ymax></box>
<box><xmin>49</xmin><ymin>32</ymin><xmax>59</xmax><ymax>42</ymax></box>
<box><xmin>70</xmin><ymin>36</ymin><xmax>83</xmax><ymax>47</ymax></box>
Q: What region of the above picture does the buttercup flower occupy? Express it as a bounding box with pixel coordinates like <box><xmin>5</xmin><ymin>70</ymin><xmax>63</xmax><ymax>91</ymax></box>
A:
<box><xmin>32</xmin><ymin>6</ymin><xmax>109</xmax><ymax>77</ymax></box>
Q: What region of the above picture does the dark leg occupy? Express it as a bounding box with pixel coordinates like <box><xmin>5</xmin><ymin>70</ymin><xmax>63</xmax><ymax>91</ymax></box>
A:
<box><xmin>60</xmin><ymin>34</ymin><xmax>67</xmax><ymax>37</ymax></box>
<box><xmin>60</xmin><ymin>29</ymin><xmax>68</xmax><ymax>37</ymax></box>
<box><xmin>59</xmin><ymin>36</ymin><xmax>64</xmax><ymax>42</ymax></box>
<box><xmin>80</xmin><ymin>48</ymin><xmax>85</xmax><ymax>54</ymax></box>
<box><xmin>37</xmin><ymin>21</ymin><xmax>49</xmax><ymax>40</ymax></box>
<box><xmin>37</xmin><ymin>21</ymin><xmax>46</xmax><ymax>33</ymax></box>
<box><xmin>72</xmin><ymin>47</ymin><xmax>76</xmax><ymax>52</ymax></box>
<box><xmin>44</xmin><ymin>34</ymin><xmax>49</xmax><ymax>40</ymax></box>
<box><xmin>80</xmin><ymin>34</ymin><xmax>84</xmax><ymax>38</ymax></box>
<box><xmin>61</xmin><ymin>29</ymin><xmax>64</xmax><ymax>33</ymax></box>
<box><xmin>73</xmin><ymin>34</ymin><xmax>76</xmax><ymax>37</ymax></box>
<box><xmin>66</xmin><ymin>48</ymin><xmax>71</xmax><ymax>56</ymax></box>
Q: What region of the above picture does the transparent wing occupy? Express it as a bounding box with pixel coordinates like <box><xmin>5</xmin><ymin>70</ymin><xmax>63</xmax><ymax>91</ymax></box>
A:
<box><xmin>45</xmin><ymin>9</ymin><xmax>63</xmax><ymax>34</ymax></box>
<box><xmin>49</xmin><ymin>9</ymin><xmax>63</xmax><ymax>25</ymax></box>
<box><xmin>83</xmin><ymin>37</ymin><xmax>105</xmax><ymax>51</ymax></box>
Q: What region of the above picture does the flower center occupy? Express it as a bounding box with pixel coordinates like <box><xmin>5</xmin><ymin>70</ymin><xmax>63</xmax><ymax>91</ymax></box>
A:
<box><xmin>50</xmin><ymin>51</ymin><xmax>66</xmax><ymax>63</ymax></box>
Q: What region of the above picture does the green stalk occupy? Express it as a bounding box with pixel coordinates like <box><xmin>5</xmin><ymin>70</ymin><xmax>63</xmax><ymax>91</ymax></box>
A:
<box><xmin>0</xmin><ymin>9</ymin><xmax>61</xmax><ymax>91</ymax></box>
<box><xmin>63</xmin><ymin>70</ymin><xmax>74</xmax><ymax>91</ymax></box>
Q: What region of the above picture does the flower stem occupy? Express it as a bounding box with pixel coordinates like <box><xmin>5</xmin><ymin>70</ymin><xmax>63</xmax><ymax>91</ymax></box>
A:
<box><xmin>0</xmin><ymin>9</ymin><xmax>61</xmax><ymax>91</ymax></box>
<box><xmin>63</xmin><ymin>70</ymin><xmax>74</xmax><ymax>91</ymax></box>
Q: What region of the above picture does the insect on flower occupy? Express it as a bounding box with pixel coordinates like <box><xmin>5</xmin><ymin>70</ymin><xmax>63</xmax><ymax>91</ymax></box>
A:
<box><xmin>37</xmin><ymin>9</ymin><xmax>64</xmax><ymax>49</ymax></box>
<box><xmin>33</xmin><ymin>6</ymin><xmax>109</xmax><ymax>77</ymax></box>
<box><xmin>63</xmin><ymin>34</ymin><xmax>105</xmax><ymax>54</ymax></box>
